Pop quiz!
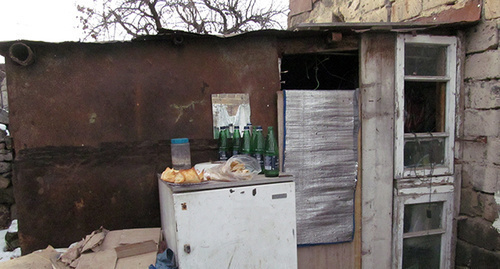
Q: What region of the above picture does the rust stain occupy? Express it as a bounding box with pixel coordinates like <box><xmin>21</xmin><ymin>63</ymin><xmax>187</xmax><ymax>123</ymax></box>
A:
<box><xmin>413</xmin><ymin>0</ymin><xmax>481</xmax><ymax>23</ymax></box>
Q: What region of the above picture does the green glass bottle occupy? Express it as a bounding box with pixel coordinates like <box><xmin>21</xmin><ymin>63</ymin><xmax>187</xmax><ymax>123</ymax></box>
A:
<box><xmin>264</xmin><ymin>126</ymin><xmax>279</xmax><ymax>177</ymax></box>
<box><xmin>241</xmin><ymin>125</ymin><xmax>252</xmax><ymax>156</ymax></box>
<box><xmin>253</xmin><ymin>126</ymin><xmax>265</xmax><ymax>173</ymax></box>
<box><xmin>232</xmin><ymin>126</ymin><xmax>241</xmax><ymax>156</ymax></box>
<box><xmin>224</xmin><ymin>125</ymin><xmax>233</xmax><ymax>158</ymax></box>
<box><xmin>213</xmin><ymin>126</ymin><xmax>220</xmax><ymax>139</ymax></box>
<box><xmin>218</xmin><ymin>126</ymin><xmax>229</xmax><ymax>161</ymax></box>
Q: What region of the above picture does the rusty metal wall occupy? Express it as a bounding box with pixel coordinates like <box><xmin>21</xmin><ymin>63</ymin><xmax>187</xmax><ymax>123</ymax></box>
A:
<box><xmin>0</xmin><ymin>33</ymin><xmax>321</xmax><ymax>254</ymax></box>
<box><xmin>5</xmin><ymin>36</ymin><xmax>282</xmax><ymax>150</ymax></box>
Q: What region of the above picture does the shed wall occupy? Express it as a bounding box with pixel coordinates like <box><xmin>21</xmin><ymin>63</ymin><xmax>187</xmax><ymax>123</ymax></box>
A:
<box><xmin>3</xmin><ymin>35</ymin><xmax>285</xmax><ymax>253</ymax></box>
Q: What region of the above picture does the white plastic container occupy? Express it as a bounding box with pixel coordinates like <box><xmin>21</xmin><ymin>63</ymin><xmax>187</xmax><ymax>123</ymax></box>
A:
<box><xmin>170</xmin><ymin>138</ymin><xmax>191</xmax><ymax>170</ymax></box>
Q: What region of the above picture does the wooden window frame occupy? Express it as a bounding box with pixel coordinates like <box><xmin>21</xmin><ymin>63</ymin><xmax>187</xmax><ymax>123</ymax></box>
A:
<box><xmin>392</xmin><ymin>190</ymin><xmax>454</xmax><ymax>269</ymax></box>
<box><xmin>394</xmin><ymin>35</ymin><xmax>457</xmax><ymax>179</ymax></box>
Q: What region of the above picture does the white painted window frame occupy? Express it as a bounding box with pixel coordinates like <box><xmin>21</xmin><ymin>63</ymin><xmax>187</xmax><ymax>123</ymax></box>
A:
<box><xmin>392</xmin><ymin>190</ymin><xmax>454</xmax><ymax>269</ymax></box>
<box><xmin>394</xmin><ymin>34</ymin><xmax>457</xmax><ymax>179</ymax></box>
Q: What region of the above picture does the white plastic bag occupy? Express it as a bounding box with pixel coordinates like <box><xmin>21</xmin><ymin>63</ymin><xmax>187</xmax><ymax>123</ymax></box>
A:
<box><xmin>204</xmin><ymin>155</ymin><xmax>261</xmax><ymax>181</ymax></box>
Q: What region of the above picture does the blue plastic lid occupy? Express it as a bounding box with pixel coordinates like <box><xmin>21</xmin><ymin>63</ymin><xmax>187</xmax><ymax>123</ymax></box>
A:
<box><xmin>171</xmin><ymin>138</ymin><xmax>189</xmax><ymax>144</ymax></box>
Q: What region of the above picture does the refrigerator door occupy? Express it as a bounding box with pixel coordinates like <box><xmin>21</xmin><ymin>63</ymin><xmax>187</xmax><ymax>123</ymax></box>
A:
<box><xmin>171</xmin><ymin>181</ymin><xmax>296</xmax><ymax>269</ymax></box>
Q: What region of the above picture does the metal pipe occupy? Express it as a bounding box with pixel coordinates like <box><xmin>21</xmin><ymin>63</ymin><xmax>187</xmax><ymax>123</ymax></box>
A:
<box><xmin>385</xmin><ymin>0</ymin><xmax>393</xmax><ymax>22</ymax></box>
<box><xmin>9</xmin><ymin>42</ymin><xmax>35</xmax><ymax>66</ymax></box>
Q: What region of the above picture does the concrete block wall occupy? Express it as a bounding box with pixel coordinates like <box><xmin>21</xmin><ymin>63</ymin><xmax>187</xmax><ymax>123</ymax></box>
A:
<box><xmin>459</xmin><ymin>1</ymin><xmax>500</xmax><ymax>266</ymax></box>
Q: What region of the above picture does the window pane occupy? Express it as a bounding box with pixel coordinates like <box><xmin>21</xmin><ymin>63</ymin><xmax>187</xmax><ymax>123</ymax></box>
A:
<box><xmin>404</xmin><ymin>202</ymin><xmax>443</xmax><ymax>233</ymax></box>
<box><xmin>404</xmin><ymin>81</ymin><xmax>446</xmax><ymax>133</ymax></box>
<box><xmin>404</xmin><ymin>137</ymin><xmax>445</xmax><ymax>168</ymax></box>
<box><xmin>405</xmin><ymin>44</ymin><xmax>447</xmax><ymax>76</ymax></box>
<box><xmin>403</xmin><ymin>235</ymin><xmax>441</xmax><ymax>269</ymax></box>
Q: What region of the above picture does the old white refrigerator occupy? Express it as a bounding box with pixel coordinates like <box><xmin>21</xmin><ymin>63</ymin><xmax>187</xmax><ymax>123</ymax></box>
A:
<box><xmin>158</xmin><ymin>176</ymin><xmax>297</xmax><ymax>269</ymax></box>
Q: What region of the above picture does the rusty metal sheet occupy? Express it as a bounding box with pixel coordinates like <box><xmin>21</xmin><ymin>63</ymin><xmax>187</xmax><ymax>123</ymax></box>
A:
<box><xmin>13</xmin><ymin>139</ymin><xmax>217</xmax><ymax>254</ymax></box>
<box><xmin>414</xmin><ymin>0</ymin><xmax>481</xmax><ymax>23</ymax></box>
<box><xmin>4</xmin><ymin>37</ymin><xmax>281</xmax><ymax>150</ymax></box>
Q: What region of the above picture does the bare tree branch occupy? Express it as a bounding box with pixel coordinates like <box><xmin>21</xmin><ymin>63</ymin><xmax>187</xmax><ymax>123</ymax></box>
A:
<box><xmin>77</xmin><ymin>0</ymin><xmax>288</xmax><ymax>41</ymax></box>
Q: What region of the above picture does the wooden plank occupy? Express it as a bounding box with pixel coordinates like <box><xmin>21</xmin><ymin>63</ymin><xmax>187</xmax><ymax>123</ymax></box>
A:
<box><xmin>360</xmin><ymin>33</ymin><xmax>396</xmax><ymax>269</ymax></box>
<box><xmin>354</xmin><ymin>111</ymin><xmax>362</xmax><ymax>269</ymax></box>
<box><xmin>298</xmin><ymin>243</ymin><xmax>355</xmax><ymax>269</ymax></box>
<box><xmin>277</xmin><ymin>91</ymin><xmax>284</xmax><ymax>172</ymax></box>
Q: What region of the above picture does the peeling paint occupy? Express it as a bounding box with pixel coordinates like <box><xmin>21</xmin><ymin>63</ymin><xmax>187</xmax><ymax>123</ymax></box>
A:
<box><xmin>170</xmin><ymin>100</ymin><xmax>204</xmax><ymax>123</ymax></box>
<box><xmin>89</xmin><ymin>112</ymin><xmax>97</xmax><ymax>124</ymax></box>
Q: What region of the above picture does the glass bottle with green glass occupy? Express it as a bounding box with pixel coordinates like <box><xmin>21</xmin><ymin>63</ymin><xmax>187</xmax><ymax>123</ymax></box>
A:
<box><xmin>252</xmin><ymin>126</ymin><xmax>265</xmax><ymax>173</ymax></box>
<box><xmin>218</xmin><ymin>126</ymin><xmax>229</xmax><ymax>161</ymax></box>
<box><xmin>241</xmin><ymin>125</ymin><xmax>252</xmax><ymax>156</ymax></box>
<box><xmin>264</xmin><ymin>126</ymin><xmax>279</xmax><ymax>177</ymax></box>
<box><xmin>232</xmin><ymin>125</ymin><xmax>241</xmax><ymax>156</ymax></box>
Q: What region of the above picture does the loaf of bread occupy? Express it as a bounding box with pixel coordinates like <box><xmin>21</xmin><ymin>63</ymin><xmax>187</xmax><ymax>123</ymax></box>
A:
<box><xmin>161</xmin><ymin>167</ymin><xmax>205</xmax><ymax>184</ymax></box>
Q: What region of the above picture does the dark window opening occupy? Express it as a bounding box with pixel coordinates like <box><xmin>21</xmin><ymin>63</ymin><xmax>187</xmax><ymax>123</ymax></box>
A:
<box><xmin>280</xmin><ymin>52</ymin><xmax>359</xmax><ymax>90</ymax></box>
<box><xmin>404</xmin><ymin>81</ymin><xmax>446</xmax><ymax>133</ymax></box>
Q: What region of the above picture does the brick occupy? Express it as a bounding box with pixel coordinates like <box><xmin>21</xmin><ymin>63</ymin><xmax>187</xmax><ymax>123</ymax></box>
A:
<box><xmin>391</xmin><ymin>0</ymin><xmax>422</xmax><ymax>21</ymax></box>
<box><xmin>0</xmin><ymin>186</ymin><xmax>14</xmax><ymax>204</ymax></box>
<box><xmin>465</xmin><ymin>50</ymin><xmax>500</xmax><ymax>80</ymax></box>
<box><xmin>460</xmin><ymin>187</ymin><xmax>482</xmax><ymax>216</ymax></box>
<box><xmin>465</xmin><ymin>20</ymin><xmax>499</xmax><ymax>54</ymax></box>
<box><xmin>456</xmin><ymin>239</ymin><xmax>473</xmax><ymax>267</ymax></box>
<box><xmin>0</xmin><ymin>176</ymin><xmax>10</xmax><ymax>189</ymax></box>
<box><xmin>462</xmin><ymin>163</ymin><xmax>499</xmax><ymax>193</ymax></box>
<box><xmin>462</xmin><ymin>137</ymin><xmax>500</xmax><ymax>165</ymax></box>
<box><xmin>465</xmin><ymin>80</ymin><xmax>500</xmax><ymax>109</ymax></box>
<box><xmin>478</xmin><ymin>192</ymin><xmax>500</xmax><ymax>222</ymax></box>
<box><xmin>359</xmin><ymin>7</ymin><xmax>388</xmax><ymax>22</ymax></box>
<box><xmin>456</xmin><ymin>239</ymin><xmax>500</xmax><ymax>268</ymax></box>
<box><xmin>484</xmin><ymin>0</ymin><xmax>500</xmax><ymax>19</ymax></box>
<box><xmin>464</xmin><ymin>109</ymin><xmax>500</xmax><ymax>137</ymax></box>
<box><xmin>0</xmin><ymin>162</ymin><xmax>11</xmax><ymax>173</ymax></box>
<box><xmin>457</xmin><ymin>217</ymin><xmax>500</xmax><ymax>251</ymax></box>
<box><xmin>359</xmin><ymin>0</ymin><xmax>387</xmax><ymax>13</ymax></box>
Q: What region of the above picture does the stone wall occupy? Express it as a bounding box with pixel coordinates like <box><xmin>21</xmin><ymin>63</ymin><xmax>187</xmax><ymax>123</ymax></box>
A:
<box><xmin>458</xmin><ymin>1</ymin><xmax>500</xmax><ymax>266</ymax></box>
<box><xmin>289</xmin><ymin>0</ymin><xmax>500</xmax><ymax>267</ymax></box>
<box><xmin>0</xmin><ymin>71</ymin><xmax>14</xmax><ymax>229</ymax></box>
<box><xmin>0</xmin><ymin>128</ymin><xmax>13</xmax><ymax>229</ymax></box>
<box><xmin>289</xmin><ymin>0</ymin><xmax>481</xmax><ymax>26</ymax></box>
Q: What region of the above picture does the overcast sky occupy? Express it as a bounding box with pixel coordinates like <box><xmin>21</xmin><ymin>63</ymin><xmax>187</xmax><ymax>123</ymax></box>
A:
<box><xmin>0</xmin><ymin>0</ymin><xmax>86</xmax><ymax>42</ymax></box>
<box><xmin>0</xmin><ymin>0</ymin><xmax>288</xmax><ymax>64</ymax></box>
<box><xmin>0</xmin><ymin>0</ymin><xmax>88</xmax><ymax>63</ymax></box>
